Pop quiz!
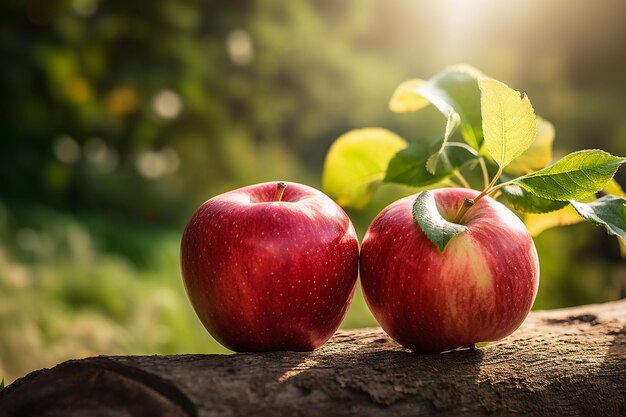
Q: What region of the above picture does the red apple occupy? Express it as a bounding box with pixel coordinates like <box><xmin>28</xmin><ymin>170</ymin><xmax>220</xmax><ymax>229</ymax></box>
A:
<box><xmin>180</xmin><ymin>181</ymin><xmax>358</xmax><ymax>352</ymax></box>
<box><xmin>360</xmin><ymin>188</ymin><xmax>539</xmax><ymax>353</ymax></box>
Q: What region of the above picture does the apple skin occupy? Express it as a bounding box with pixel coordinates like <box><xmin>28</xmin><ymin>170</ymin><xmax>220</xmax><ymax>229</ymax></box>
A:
<box><xmin>360</xmin><ymin>188</ymin><xmax>539</xmax><ymax>353</ymax></box>
<box><xmin>180</xmin><ymin>181</ymin><xmax>358</xmax><ymax>352</ymax></box>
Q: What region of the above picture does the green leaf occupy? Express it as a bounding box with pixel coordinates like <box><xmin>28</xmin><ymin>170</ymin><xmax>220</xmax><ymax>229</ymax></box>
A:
<box><xmin>322</xmin><ymin>128</ymin><xmax>407</xmax><ymax>209</ymax></box>
<box><xmin>413</xmin><ymin>191</ymin><xmax>467</xmax><ymax>251</ymax></box>
<box><xmin>426</xmin><ymin>111</ymin><xmax>461</xmax><ymax>174</ymax></box>
<box><xmin>0</xmin><ymin>378</ymin><xmax>4</xmax><ymax>391</ymax></box>
<box><xmin>504</xmin><ymin>117</ymin><xmax>555</xmax><ymax>176</ymax></box>
<box><xmin>570</xmin><ymin>195</ymin><xmax>626</xmax><ymax>241</ymax></box>
<box><xmin>385</xmin><ymin>140</ymin><xmax>478</xmax><ymax>187</ymax></box>
<box><xmin>479</xmin><ymin>78</ymin><xmax>537</xmax><ymax>168</ymax></box>
<box><xmin>501</xmin><ymin>183</ymin><xmax>569</xmax><ymax>214</ymax></box>
<box><xmin>515</xmin><ymin>150</ymin><xmax>626</xmax><ymax>201</ymax></box>
<box><xmin>389</xmin><ymin>64</ymin><xmax>485</xmax><ymax>150</ymax></box>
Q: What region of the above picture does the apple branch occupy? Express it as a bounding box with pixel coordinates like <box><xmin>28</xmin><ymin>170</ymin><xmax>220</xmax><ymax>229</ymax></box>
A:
<box><xmin>478</xmin><ymin>157</ymin><xmax>490</xmax><ymax>189</ymax></box>
<box><xmin>453</xmin><ymin>171</ymin><xmax>471</xmax><ymax>189</ymax></box>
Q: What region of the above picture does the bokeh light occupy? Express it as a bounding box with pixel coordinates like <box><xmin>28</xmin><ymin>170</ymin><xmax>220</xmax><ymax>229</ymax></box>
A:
<box><xmin>53</xmin><ymin>136</ymin><xmax>81</xmax><ymax>164</ymax></box>
<box><xmin>152</xmin><ymin>90</ymin><xmax>183</xmax><ymax>120</ymax></box>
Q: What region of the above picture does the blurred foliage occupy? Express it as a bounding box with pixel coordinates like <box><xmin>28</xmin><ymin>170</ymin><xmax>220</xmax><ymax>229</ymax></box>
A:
<box><xmin>0</xmin><ymin>0</ymin><xmax>625</xmax><ymax>383</ymax></box>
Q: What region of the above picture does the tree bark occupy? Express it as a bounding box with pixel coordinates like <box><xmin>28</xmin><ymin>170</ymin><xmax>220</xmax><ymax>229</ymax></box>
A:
<box><xmin>1</xmin><ymin>300</ymin><xmax>624</xmax><ymax>417</ymax></box>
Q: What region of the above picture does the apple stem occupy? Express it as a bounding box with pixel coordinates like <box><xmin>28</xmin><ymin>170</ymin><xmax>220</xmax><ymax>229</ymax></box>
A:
<box><xmin>452</xmin><ymin>165</ymin><xmax>504</xmax><ymax>224</ymax></box>
<box><xmin>453</xmin><ymin>199</ymin><xmax>475</xmax><ymax>224</ymax></box>
<box><xmin>273</xmin><ymin>182</ymin><xmax>288</xmax><ymax>202</ymax></box>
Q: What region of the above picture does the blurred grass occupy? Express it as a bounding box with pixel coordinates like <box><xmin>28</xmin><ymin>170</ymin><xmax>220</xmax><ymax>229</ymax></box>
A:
<box><xmin>0</xmin><ymin>203</ymin><xmax>227</xmax><ymax>383</ymax></box>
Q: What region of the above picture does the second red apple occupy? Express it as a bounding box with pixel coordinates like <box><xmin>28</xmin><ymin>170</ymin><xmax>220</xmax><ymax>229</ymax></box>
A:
<box><xmin>360</xmin><ymin>188</ymin><xmax>539</xmax><ymax>353</ymax></box>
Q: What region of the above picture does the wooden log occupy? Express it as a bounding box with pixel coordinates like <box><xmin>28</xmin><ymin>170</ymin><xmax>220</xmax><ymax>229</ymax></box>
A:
<box><xmin>1</xmin><ymin>300</ymin><xmax>624</xmax><ymax>417</ymax></box>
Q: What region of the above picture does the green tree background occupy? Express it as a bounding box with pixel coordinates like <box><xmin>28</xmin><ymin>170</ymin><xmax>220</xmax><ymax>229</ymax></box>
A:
<box><xmin>0</xmin><ymin>0</ymin><xmax>624</xmax><ymax>382</ymax></box>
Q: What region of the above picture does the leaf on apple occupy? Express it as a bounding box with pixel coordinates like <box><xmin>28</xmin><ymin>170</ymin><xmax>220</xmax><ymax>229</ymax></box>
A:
<box><xmin>570</xmin><ymin>195</ymin><xmax>626</xmax><ymax>242</ymax></box>
<box><xmin>385</xmin><ymin>140</ymin><xmax>478</xmax><ymax>187</ymax></box>
<box><xmin>389</xmin><ymin>65</ymin><xmax>485</xmax><ymax>150</ymax></box>
<box><xmin>479</xmin><ymin>78</ymin><xmax>537</xmax><ymax>169</ymax></box>
<box><xmin>322</xmin><ymin>128</ymin><xmax>408</xmax><ymax>209</ymax></box>
<box><xmin>501</xmin><ymin>183</ymin><xmax>569</xmax><ymax>214</ymax></box>
<box><xmin>412</xmin><ymin>191</ymin><xmax>467</xmax><ymax>251</ymax></box>
<box><xmin>504</xmin><ymin>117</ymin><xmax>555</xmax><ymax>176</ymax></box>
<box><xmin>514</xmin><ymin>150</ymin><xmax>626</xmax><ymax>201</ymax></box>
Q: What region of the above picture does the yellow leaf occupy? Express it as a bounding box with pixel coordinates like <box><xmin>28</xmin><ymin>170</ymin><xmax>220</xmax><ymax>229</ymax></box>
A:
<box><xmin>446</xmin><ymin>63</ymin><xmax>484</xmax><ymax>78</ymax></box>
<box><xmin>505</xmin><ymin>117</ymin><xmax>555</xmax><ymax>176</ymax></box>
<box><xmin>322</xmin><ymin>128</ymin><xmax>407</xmax><ymax>209</ymax></box>
<box><xmin>524</xmin><ymin>194</ymin><xmax>595</xmax><ymax>236</ymax></box>
<box><xmin>479</xmin><ymin>78</ymin><xmax>537</xmax><ymax>168</ymax></box>
<box><xmin>603</xmin><ymin>178</ymin><xmax>626</xmax><ymax>197</ymax></box>
<box><xmin>524</xmin><ymin>206</ymin><xmax>584</xmax><ymax>236</ymax></box>
<box><xmin>388</xmin><ymin>79</ymin><xmax>430</xmax><ymax>113</ymax></box>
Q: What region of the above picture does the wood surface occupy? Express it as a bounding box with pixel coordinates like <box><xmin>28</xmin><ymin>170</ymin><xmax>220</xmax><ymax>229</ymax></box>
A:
<box><xmin>1</xmin><ymin>299</ymin><xmax>624</xmax><ymax>417</ymax></box>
